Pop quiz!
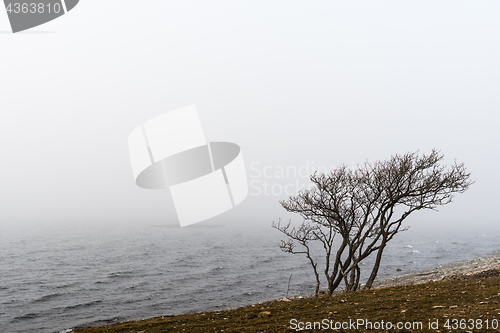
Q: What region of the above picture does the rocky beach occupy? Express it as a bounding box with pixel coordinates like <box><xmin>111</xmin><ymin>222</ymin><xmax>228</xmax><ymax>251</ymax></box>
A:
<box><xmin>374</xmin><ymin>251</ymin><xmax>500</xmax><ymax>289</ymax></box>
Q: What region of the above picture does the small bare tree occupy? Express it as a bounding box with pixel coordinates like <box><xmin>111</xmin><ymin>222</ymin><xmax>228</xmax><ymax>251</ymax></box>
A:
<box><xmin>273</xmin><ymin>149</ymin><xmax>473</xmax><ymax>295</ymax></box>
<box><xmin>271</xmin><ymin>220</ymin><xmax>323</xmax><ymax>297</ymax></box>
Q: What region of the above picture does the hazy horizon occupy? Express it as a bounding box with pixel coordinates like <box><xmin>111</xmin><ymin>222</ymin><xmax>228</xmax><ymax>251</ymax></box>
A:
<box><xmin>1</xmin><ymin>1</ymin><xmax>499</xmax><ymax>231</ymax></box>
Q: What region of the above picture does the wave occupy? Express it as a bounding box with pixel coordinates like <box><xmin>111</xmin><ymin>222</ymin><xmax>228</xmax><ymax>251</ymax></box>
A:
<box><xmin>11</xmin><ymin>312</ymin><xmax>41</xmax><ymax>322</ymax></box>
<box><xmin>94</xmin><ymin>280</ymin><xmax>109</xmax><ymax>284</ymax></box>
<box><xmin>84</xmin><ymin>316</ymin><xmax>124</xmax><ymax>327</ymax></box>
<box><xmin>33</xmin><ymin>292</ymin><xmax>65</xmax><ymax>303</ymax></box>
<box><xmin>64</xmin><ymin>300</ymin><xmax>102</xmax><ymax>310</ymax></box>
<box><xmin>56</xmin><ymin>281</ymin><xmax>81</xmax><ymax>289</ymax></box>
<box><xmin>107</xmin><ymin>271</ymin><xmax>135</xmax><ymax>278</ymax></box>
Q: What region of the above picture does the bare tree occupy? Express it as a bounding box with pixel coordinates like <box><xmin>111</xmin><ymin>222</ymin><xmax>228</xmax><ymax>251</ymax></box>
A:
<box><xmin>271</xmin><ymin>220</ymin><xmax>323</xmax><ymax>297</ymax></box>
<box><xmin>272</xmin><ymin>149</ymin><xmax>473</xmax><ymax>294</ymax></box>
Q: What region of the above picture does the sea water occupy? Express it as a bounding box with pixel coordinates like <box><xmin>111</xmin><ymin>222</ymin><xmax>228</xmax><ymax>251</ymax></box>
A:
<box><xmin>1</xmin><ymin>222</ymin><xmax>499</xmax><ymax>333</ymax></box>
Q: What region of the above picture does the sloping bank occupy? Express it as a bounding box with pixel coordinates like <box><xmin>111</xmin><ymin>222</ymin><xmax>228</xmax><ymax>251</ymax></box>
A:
<box><xmin>72</xmin><ymin>255</ymin><xmax>500</xmax><ymax>333</ymax></box>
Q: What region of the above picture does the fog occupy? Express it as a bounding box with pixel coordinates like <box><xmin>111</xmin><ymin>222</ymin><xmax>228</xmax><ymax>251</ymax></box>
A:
<box><xmin>0</xmin><ymin>1</ymin><xmax>499</xmax><ymax>231</ymax></box>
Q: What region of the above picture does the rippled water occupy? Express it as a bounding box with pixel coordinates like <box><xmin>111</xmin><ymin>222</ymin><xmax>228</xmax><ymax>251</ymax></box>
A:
<box><xmin>1</xmin><ymin>222</ymin><xmax>499</xmax><ymax>333</ymax></box>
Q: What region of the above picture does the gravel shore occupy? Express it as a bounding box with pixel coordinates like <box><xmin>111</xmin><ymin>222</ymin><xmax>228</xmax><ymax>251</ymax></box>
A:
<box><xmin>373</xmin><ymin>251</ymin><xmax>500</xmax><ymax>289</ymax></box>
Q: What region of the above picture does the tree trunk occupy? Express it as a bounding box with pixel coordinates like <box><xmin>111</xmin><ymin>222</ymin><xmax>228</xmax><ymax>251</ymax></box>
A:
<box><xmin>346</xmin><ymin>266</ymin><xmax>357</xmax><ymax>291</ymax></box>
<box><xmin>353</xmin><ymin>265</ymin><xmax>361</xmax><ymax>291</ymax></box>
<box><xmin>315</xmin><ymin>277</ymin><xmax>320</xmax><ymax>298</ymax></box>
<box><xmin>363</xmin><ymin>242</ymin><xmax>386</xmax><ymax>290</ymax></box>
<box><xmin>311</xmin><ymin>262</ymin><xmax>320</xmax><ymax>298</ymax></box>
<box><xmin>327</xmin><ymin>242</ymin><xmax>348</xmax><ymax>296</ymax></box>
<box><xmin>328</xmin><ymin>273</ymin><xmax>343</xmax><ymax>296</ymax></box>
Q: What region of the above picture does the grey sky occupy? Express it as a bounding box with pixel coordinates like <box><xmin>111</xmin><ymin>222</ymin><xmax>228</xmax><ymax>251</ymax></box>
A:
<box><xmin>0</xmin><ymin>1</ymin><xmax>498</xmax><ymax>229</ymax></box>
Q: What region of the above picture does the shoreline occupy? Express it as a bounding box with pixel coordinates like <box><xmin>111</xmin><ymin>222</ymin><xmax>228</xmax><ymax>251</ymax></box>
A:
<box><xmin>373</xmin><ymin>251</ymin><xmax>500</xmax><ymax>289</ymax></box>
<box><xmin>69</xmin><ymin>252</ymin><xmax>500</xmax><ymax>332</ymax></box>
<box><xmin>72</xmin><ymin>255</ymin><xmax>500</xmax><ymax>333</ymax></box>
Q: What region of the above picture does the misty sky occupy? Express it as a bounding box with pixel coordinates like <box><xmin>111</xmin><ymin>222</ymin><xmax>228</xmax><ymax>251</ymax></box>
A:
<box><xmin>0</xmin><ymin>1</ymin><xmax>498</xmax><ymax>230</ymax></box>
